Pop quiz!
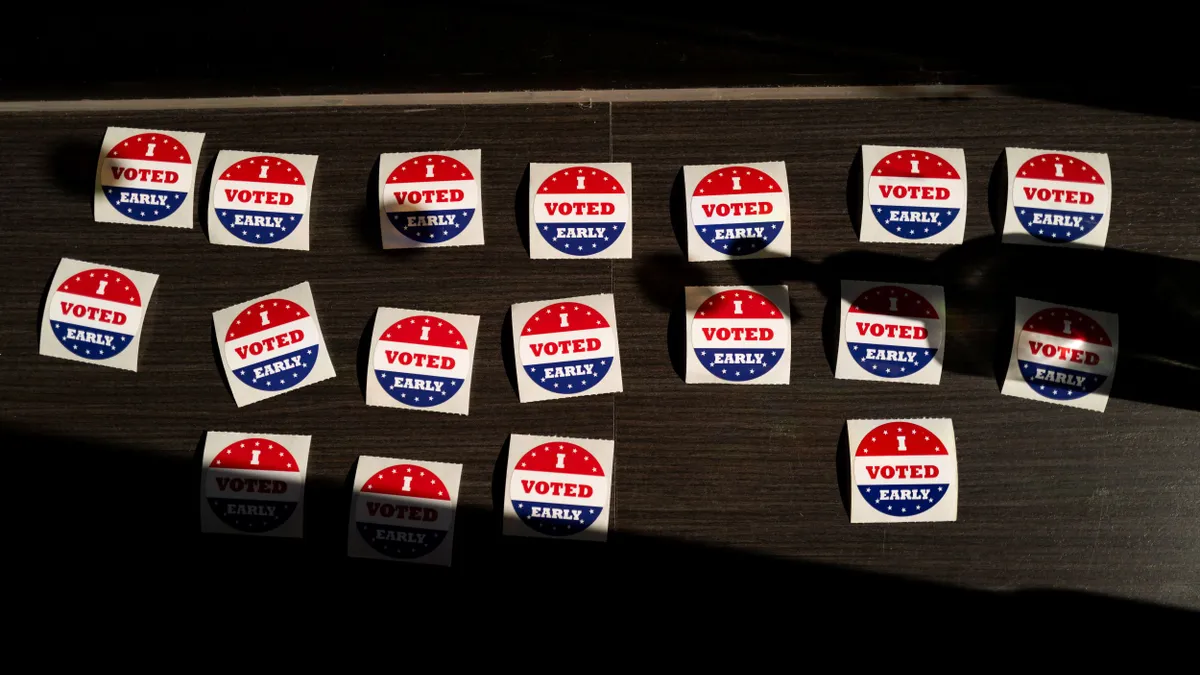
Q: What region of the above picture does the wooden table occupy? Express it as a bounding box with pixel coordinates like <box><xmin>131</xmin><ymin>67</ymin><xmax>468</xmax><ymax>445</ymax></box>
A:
<box><xmin>1</xmin><ymin>92</ymin><xmax>1196</xmax><ymax>617</ymax></box>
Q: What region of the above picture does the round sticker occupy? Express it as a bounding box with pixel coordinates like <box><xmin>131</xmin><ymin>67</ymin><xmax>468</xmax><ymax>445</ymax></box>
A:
<box><xmin>846</xmin><ymin>285</ymin><xmax>940</xmax><ymax>378</ymax></box>
<box><xmin>373</xmin><ymin>315</ymin><xmax>470</xmax><ymax>407</ymax></box>
<box><xmin>214</xmin><ymin>155</ymin><xmax>307</xmax><ymax>245</ymax></box>
<box><xmin>855</xmin><ymin>422</ymin><xmax>952</xmax><ymax>517</ymax></box>
<box><xmin>206</xmin><ymin>438</ymin><xmax>300</xmax><ymax>534</ymax></box>
<box><xmin>691</xmin><ymin>289</ymin><xmax>787</xmax><ymax>382</ymax></box>
<box><xmin>357</xmin><ymin>463</ymin><xmax>451</xmax><ymax>559</ymax></box>
<box><xmin>867</xmin><ymin>149</ymin><xmax>963</xmax><ymax>240</ymax></box>
<box><xmin>48</xmin><ymin>268</ymin><xmax>143</xmax><ymax>360</ymax></box>
<box><xmin>99</xmin><ymin>133</ymin><xmax>193</xmax><ymax>222</ymax></box>
<box><xmin>1018</xmin><ymin>307</ymin><xmax>1114</xmax><ymax>400</ymax></box>
<box><xmin>224</xmin><ymin>299</ymin><xmax>321</xmax><ymax>392</ymax></box>
<box><xmin>691</xmin><ymin>165</ymin><xmax>786</xmax><ymax>256</ymax></box>
<box><xmin>383</xmin><ymin>154</ymin><xmax>477</xmax><ymax>244</ymax></box>
<box><xmin>1012</xmin><ymin>153</ymin><xmax>1108</xmax><ymax>243</ymax></box>
<box><xmin>519</xmin><ymin>301</ymin><xmax>616</xmax><ymax>394</ymax></box>
<box><xmin>533</xmin><ymin>165</ymin><xmax>628</xmax><ymax>256</ymax></box>
<box><xmin>510</xmin><ymin>441</ymin><xmax>607</xmax><ymax>537</ymax></box>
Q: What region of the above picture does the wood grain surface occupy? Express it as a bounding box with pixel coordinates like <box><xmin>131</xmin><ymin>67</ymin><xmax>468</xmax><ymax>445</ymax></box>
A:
<box><xmin>1</xmin><ymin>97</ymin><xmax>1197</xmax><ymax>617</ymax></box>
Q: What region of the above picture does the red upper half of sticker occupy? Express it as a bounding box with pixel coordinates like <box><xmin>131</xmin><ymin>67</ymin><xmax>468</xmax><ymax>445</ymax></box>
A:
<box><xmin>386</xmin><ymin>154</ymin><xmax>474</xmax><ymax>184</ymax></box>
<box><xmin>1023</xmin><ymin>307</ymin><xmax>1112</xmax><ymax>346</ymax></box>
<box><xmin>537</xmin><ymin>166</ymin><xmax>625</xmax><ymax>195</ymax></box>
<box><xmin>106</xmin><ymin>133</ymin><xmax>191</xmax><ymax>164</ymax></box>
<box><xmin>848</xmin><ymin>285</ymin><xmax>939</xmax><ymax>320</ymax></box>
<box><xmin>210</xmin><ymin>438</ymin><xmax>301</xmax><ymax>472</ymax></box>
<box><xmin>871</xmin><ymin>149</ymin><xmax>960</xmax><ymax>179</ymax></box>
<box><xmin>514</xmin><ymin>441</ymin><xmax>606</xmax><ymax>476</ymax></box>
<box><xmin>1018</xmin><ymin>153</ymin><xmax>1104</xmax><ymax>184</ymax></box>
<box><xmin>521</xmin><ymin>301</ymin><xmax>610</xmax><ymax>336</ymax></box>
<box><xmin>692</xmin><ymin>166</ymin><xmax>780</xmax><ymax>197</ymax></box>
<box><xmin>361</xmin><ymin>463</ymin><xmax>451</xmax><ymax>501</ymax></box>
<box><xmin>56</xmin><ymin>268</ymin><xmax>142</xmax><ymax>307</ymax></box>
<box><xmin>855</xmin><ymin>423</ymin><xmax>946</xmax><ymax>457</ymax></box>
<box><xmin>225</xmin><ymin>298</ymin><xmax>311</xmax><ymax>342</ymax></box>
<box><xmin>220</xmin><ymin>155</ymin><xmax>305</xmax><ymax>185</ymax></box>
<box><xmin>381</xmin><ymin>315</ymin><xmax>469</xmax><ymax>350</ymax></box>
<box><xmin>695</xmin><ymin>289</ymin><xmax>782</xmax><ymax>319</ymax></box>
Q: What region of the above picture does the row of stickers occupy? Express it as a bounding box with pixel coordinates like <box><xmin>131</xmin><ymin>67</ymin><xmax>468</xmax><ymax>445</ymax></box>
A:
<box><xmin>203</xmin><ymin>419</ymin><xmax>959</xmax><ymax>564</ymax></box>
<box><xmin>42</xmin><ymin>260</ymin><xmax>1119</xmax><ymax>412</ymax></box>
<box><xmin>95</xmin><ymin>126</ymin><xmax>1116</xmax><ymax>254</ymax></box>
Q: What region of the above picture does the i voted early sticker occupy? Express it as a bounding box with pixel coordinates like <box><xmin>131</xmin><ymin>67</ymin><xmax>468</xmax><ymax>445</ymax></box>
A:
<box><xmin>199</xmin><ymin>431</ymin><xmax>310</xmax><ymax>538</ymax></box>
<box><xmin>208</xmin><ymin>150</ymin><xmax>318</xmax><ymax>251</ymax></box>
<box><xmin>510</xmin><ymin>293</ymin><xmax>623</xmax><ymax>403</ymax></box>
<box><xmin>683</xmin><ymin>161</ymin><xmax>791</xmax><ymax>262</ymax></box>
<box><xmin>378</xmin><ymin>150</ymin><xmax>484</xmax><ymax>249</ymax></box>
<box><xmin>348</xmin><ymin>456</ymin><xmax>462</xmax><ymax>566</ymax></box>
<box><xmin>39</xmin><ymin>258</ymin><xmax>159</xmax><ymax>372</ymax></box>
<box><xmin>859</xmin><ymin>145</ymin><xmax>966</xmax><ymax>244</ymax></box>
<box><xmin>836</xmin><ymin>280</ymin><xmax>946</xmax><ymax>385</ymax></box>
<box><xmin>365</xmin><ymin>307</ymin><xmax>480</xmax><ymax>416</ymax></box>
<box><xmin>94</xmin><ymin>126</ymin><xmax>205</xmax><ymax>229</ymax></box>
<box><xmin>684</xmin><ymin>285</ymin><xmax>791</xmax><ymax>385</ymax></box>
<box><xmin>212</xmin><ymin>281</ymin><xmax>336</xmax><ymax>407</ymax></box>
<box><xmin>1002</xmin><ymin>297</ymin><xmax>1118</xmax><ymax>412</ymax></box>
<box><xmin>848</xmin><ymin>418</ymin><xmax>958</xmax><ymax>523</ymax></box>
<box><xmin>529</xmin><ymin>162</ymin><xmax>632</xmax><ymax>259</ymax></box>
<box><xmin>1003</xmin><ymin>147</ymin><xmax>1112</xmax><ymax>247</ymax></box>
<box><xmin>503</xmin><ymin>434</ymin><xmax>614</xmax><ymax>541</ymax></box>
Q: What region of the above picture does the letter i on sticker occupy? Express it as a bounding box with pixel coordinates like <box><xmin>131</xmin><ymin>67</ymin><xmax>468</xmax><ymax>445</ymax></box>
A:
<box><xmin>365</xmin><ymin>307</ymin><xmax>481</xmax><ymax>415</ymax></box>
<box><xmin>199</xmin><ymin>431</ymin><xmax>310</xmax><ymax>538</ymax></box>
<box><xmin>684</xmin><ymin>286</ymin><xmax>791</xmax><ymax>385</ymax></box>
<box><xmin>94</xmin><ymin>126</ymin><xmax>205</xmax><ymax>228</ymax></box>
<box><xmin>503</xmin><ymin>434</ymin><xmax>615</xmax><ymax>541</ymax></box>
<box><xmin>682</xmin><ymin>161</ymin><xmax>791</xmax><ymax>262</ymax></box>
<box><xmin>1003</xmin><ymin>147</ymin><xmax>1112</xmax><ymax>248</ymax></box>
<box><xmin>39</xmin><ymin>258</ymin><xmax>159</xmax><ymax>372</ymax></box>
<box><xmin>835</xmin><ymin>280</ymin><xmax>947</xmax><ymax>385</ymax></box>
<box><xmin>1002</xmin><ymin>297</ymin><xmax>1118</xmax><ymax>413</ymax></box>
<box><xmin>510</xmin><ymin>293</ymin><xmax>624</xmax><ymax>403</ymax></box>
<box><xmin>212</xmin><ymin>281</ymin><xmax>337</xmax><ymax>407</ymax></box>
<box><xmin>528</xmin><ymin>162</ymin><xmax>633</xmax><ymax>259</ymax></box>
<box><xmin>859</xmin><ymin>145</ymin><xmax>967</xmax><ymax>244</ymax></box>
<box><xmin>847</xmin><ymin>418</ymin><xmax>958</xmax><ymax>523</ymax></box>
<box><xmin>378</xmin><ymin>150</ymin><xmax>484</xmax><ymax>249</ymax></box>
<box><xmin>348</xmin><ymin>456</ymin><xmax>462</xmax><ymax>566</ymax></box>
<box><xmin>208</xmin><ymin>150</ymin><xmax>318</xmax><ymax>251</ymax></box>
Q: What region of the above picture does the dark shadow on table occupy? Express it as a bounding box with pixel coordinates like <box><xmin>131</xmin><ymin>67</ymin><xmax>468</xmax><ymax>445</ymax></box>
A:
<box><xmin>7</xmin><ymin>425</ymin><xmax>1196</xmax><ymax>628</ymax></box>
<box><xmin>636</xmin><ymin>237</ymin><xmax>1200</xmax><ymax>412</ymax></box>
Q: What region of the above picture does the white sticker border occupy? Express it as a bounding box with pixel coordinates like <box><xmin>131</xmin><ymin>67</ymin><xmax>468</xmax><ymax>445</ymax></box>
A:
<box><xmin>1001</xmin><ymin>296</ymin><xmax>1119</xmax><ymax>413</ymax></box>
<box><xmin>211</xmin><ymin>281</ymin><xmax>337</xmax><ymax>408</ymax></box>
<box><xmin>682</xmin><ymin>161</ymin><xmax>791</xmax><ymax>262</ymax></box>
<box><xmin>502</xmin><ymin>433</ymin><xmax>615</xmax><ymax>541</ymax></box>
<box><xmin>510</xmin><ymin>292</ymin><xmax>624</xmax><ymax>403</ymax></box>
<box><xmin>847</xmin><ymin>417</ymin><xmax>958</xmax><ymax>524</ymax></box>
<box><xmin>38</xmin><ymin>257</ymin><xmax>159</xmax><ymax>373</ymax></box>
<box><xmin>364</xmin><ymin>307</ymin><xmax>481</xmax><ymax>416</ymax></box>
<box><xmin>347</xmin><ymin>455</ymin><xmax>462</xmax><ymax>566</ymax></box>
<box><xmin>1002</xmin><ymin>147</ymin><xmax>1113</xmax><ymax>249</ymax></box>
<box><xmin>684</xmin><ymin>285</ymin><xmax>791</xmax><ymax>385</ymax></box>
<box><xmin>835</xmin><ymin>279</ymin><xmax>947</xmax><ymax>386</ymax></box>
<box><xmin>528</xmin><ymin>162</ymin><xmax>633</xmax><ymax>260</ymax></box>
<box><xmin>93</xmin><ymin>126</ymin><xmax>206</xmax><ymax>229</ymax></box>
<box><xmin>377</xmin><ymin>149</ymin><xmax>484</xmax><ymax>250</ymax></box>
<box><xmin>207</xmin><ymin>150</ymin><xmax>318</xmax><ymax>251</ymax></box>
<box><xmin>859</xmin><ymin>145</ymin><xmax>967</xmax><ymax>245</ymax></box>
<box><xmin>199</xmin><ymin>431</ymin><xmax>311</xmax><ymax>538</ymax></box>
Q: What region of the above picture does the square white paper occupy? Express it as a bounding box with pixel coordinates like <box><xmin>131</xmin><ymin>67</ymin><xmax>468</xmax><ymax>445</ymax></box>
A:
<box><xmin>207</xmin><ymin>150</ymin><xmax>318</xmax><ymax>251</ymax></box>
<box><xmin>39</xmin><ymin>258</ymin><xmax>159</xmax><ymax>372</ymax></box>
<box><xmin>94</xmin><ymin>126</ymin><xmax>205</xmax><ymax>229</ymax></box>
<box><xmin>365</xmin><ymin>307</ymin><xmax>480</xmax><ymax>415</ymax></box>
<box><xmin>836</xmin><ymin>280</ymin><xmax>946</xmax><ymax>385</ymax></box>
<box><xmin>683</xmin><ymin>161</ymin><xmax>791</xmax><ymax>262</ymax></box>
<box><xmin>859</xmin><ymin>145</ymin><xmax>967</xmax><ymax>244</ymax></box>
<box><xmin>503</xmin><ymin>434</ymin><xmax>615</xmax><ymax>541</ymax></box>
<box><xmin>212</xmin><ymin>281</ymin><xmax>336</xmax><ymax>407</ymax></box>
<box><xmin>1002</xmin><ymin>297</ymin><xmax>1118</xmax><ymax>412</ymax></box>
<box><xmin>529</xmin><ymin>162</ymin><xmax>632</xmax><ymax>259</ymax></box>
<box><xmin>1002</xmin><ymin>147</ymin><xmax>1113</xmax><ymax>248</ymax></box>
<box><xmin>348</xmin><ymin>456</ymin><xmax>462</xmax><ymax>566</ymax></box>
<box><xmin>848</xmin><ymin>418</ymin><xmax>958</xmax><ymax>524</ymax></box>
<box><xmin>378</xmin><ymin>149</ymin><xmax>484</xmax><ymax>249</ymax></box>
<box><xmin>199</xmin><ymin>431</ymin><xmax>311</xmax><ymax>538</ymax></box>
<box><xmin>684</xmin><ymin>285</ymin><xmax>791</xmax><ymax>385</ymax></box>
<box><xmin>510</xmin><ymin>293</ymin><xmax>624</xmax><ymax>402</ymax></box>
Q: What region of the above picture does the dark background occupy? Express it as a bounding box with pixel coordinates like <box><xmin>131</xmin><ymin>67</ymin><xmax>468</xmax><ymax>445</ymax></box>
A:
<box><xmin>0</xmin><ymin>8</ymin><xmax>1196</xmax><ymax>626</ymax></box>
